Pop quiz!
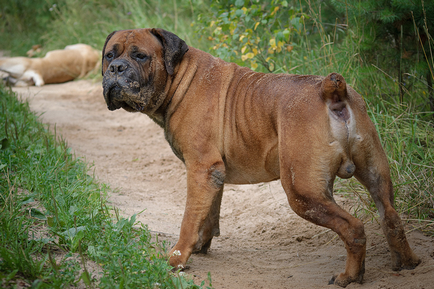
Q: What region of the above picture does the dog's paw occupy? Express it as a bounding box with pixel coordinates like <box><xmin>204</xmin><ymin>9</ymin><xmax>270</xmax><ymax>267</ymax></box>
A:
<box><xmin>328</xmin><ymin>275</ymin><xmax>337</xmax><ymax>285</ymax></box>
<box><xmin>192</xmin><ymin>238</ymin><xmax>212</xmax><ymax>255</ymax></box>
<box><xmin>168</xmin><ymin>248</ymin><xmax>190</xmax><ymax>271</ymax></box>
<box><xmin>392</xmin><ymin>253</ymin><xmax>421</xmax><ymax>271</ymax></box>
<box><xmin>170</xmin><ymin>264</ymin><xmax>190</xmax><ymax>272</ymax></box>
<box><xmin>169</xmin><ymin>255</ymin><xmax>186</xmax><ymax>270</ymax></box>
<box><xmin>329</xmin><ymin>272</ymin><xmax>363</xmax><ymax>288</ymax></box>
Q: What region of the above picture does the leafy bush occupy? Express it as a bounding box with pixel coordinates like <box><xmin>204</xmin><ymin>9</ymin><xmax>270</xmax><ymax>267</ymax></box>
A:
<box><xmin>196</xmin><ymin>0</ymin><xmax>308</xmax><ymax>72</ymax></box>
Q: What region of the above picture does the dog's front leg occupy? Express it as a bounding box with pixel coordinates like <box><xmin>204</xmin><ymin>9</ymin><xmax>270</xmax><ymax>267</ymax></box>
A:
<box><xmin>192</xmin><ymin>185</ymin><xmax>223</xmax><ymax>254</ymax></box>
<box><xmin>168</xmin><ymin>158</ymin><xmax>225</xmax><ymax>269</ymax></box>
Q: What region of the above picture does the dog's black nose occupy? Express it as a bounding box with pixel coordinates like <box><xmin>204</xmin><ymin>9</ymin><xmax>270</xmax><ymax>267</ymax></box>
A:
<box><xmin>108</xmin><ymin>60</ymin><xmax>129</xmax><ymax>75</ymax></box>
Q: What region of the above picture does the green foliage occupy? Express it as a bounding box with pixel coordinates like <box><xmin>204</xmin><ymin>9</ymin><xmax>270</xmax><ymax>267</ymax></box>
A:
<box><xmin>197</xmin><ymin>0</ymin><xmax>308</xmax><ymax>72</ymax></box>
<box><xmin>196</xmin><ymin>0</ymin><xmax>365</xmax><ymax>79</ymax></box>
<box><xmin>0</xmin><ymin>85</ymin><xmax>96</xmax><ymax>287</ymax></box>
<box><xmin>90</xmin><ymin>215</ymin><xmax>189</xmax><ymax>288</ymax></box>
<box><xmin>0</xmin><ymin>0</ymin><xmax>209</xmax><ymax>56</ymax></box>
<box><xmin>370</xmin><ymin>101</ymin><xmax>434</xmax><ymax>220</ymax></box>
<box><xmin>330</xmin><ymin>0</ymin><xmax>434</xmax><ymax>27</ymax></box>
<box><xmin>329</xmin><ymin>0</ymin><xmax>434</xmax><ymax>108</ymax></box>
<box><xmin>0</xmin><ymin>0</ymin><xmax>55</xmax><ymax>55</ymax></box>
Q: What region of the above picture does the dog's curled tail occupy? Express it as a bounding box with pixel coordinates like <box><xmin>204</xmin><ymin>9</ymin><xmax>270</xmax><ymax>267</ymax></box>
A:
<box><xmin>321</xmin><ymin>73</ymin><xmax>349</xmax><ymax>121</ymax></box>
<box><xmin>321</xmin><ymin>73</ymin><xmax>355</xmax><ymax>179</ymax></box>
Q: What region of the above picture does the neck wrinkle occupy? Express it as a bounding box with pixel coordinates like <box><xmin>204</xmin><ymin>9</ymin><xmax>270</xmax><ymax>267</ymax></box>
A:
<box><xmin>161</xmin><ymin>50</ymin><xmax>198</xmax><ymax>125</ymax></box>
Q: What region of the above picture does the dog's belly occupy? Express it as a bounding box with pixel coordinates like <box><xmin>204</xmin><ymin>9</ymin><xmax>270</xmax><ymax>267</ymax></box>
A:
<box><xmin>223</xmin><ymin>141</ymin><xmax>280</xmax><ymax>184</ymax></box>
<box><xmin>224</xmin><ymin>165</ymin><xmax>280</xmax><ymax>184</ymax></box>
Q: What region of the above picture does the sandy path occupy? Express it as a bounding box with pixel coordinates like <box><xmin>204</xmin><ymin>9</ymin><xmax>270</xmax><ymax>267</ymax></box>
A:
<box><xmin>13</xmin><ymin>80</ymin><xmax>434</xmax><ymax>288</ymax></box>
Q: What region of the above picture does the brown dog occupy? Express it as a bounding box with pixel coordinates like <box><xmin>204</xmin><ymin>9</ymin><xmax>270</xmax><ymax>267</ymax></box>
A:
<box><xmin>0</xmin><ymin>44</ymin><xmax>100</xmax><ymax>86</ymax></box>
<box><xmin>101</xmin><ymin>28</ymin><xmax>420</xmax><ymax>287</ymax></box>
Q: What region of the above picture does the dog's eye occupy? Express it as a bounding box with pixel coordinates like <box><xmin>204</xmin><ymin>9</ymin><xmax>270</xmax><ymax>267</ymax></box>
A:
<box><xmin>134</xmin><ymin>53</ymin><xmax>148</xmax><ymax>61</ymax></box>
<box><xmin>105</xmin><ymin>52</ymin><xmax>114</xmax><ymax>61</ymax></box>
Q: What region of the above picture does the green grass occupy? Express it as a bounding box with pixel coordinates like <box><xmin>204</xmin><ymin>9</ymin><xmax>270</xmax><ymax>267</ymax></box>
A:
<box><xmin>369</xmin><ymin>100</ymin><xmax>433</xmax><ymax>221</ymax></box>
<box><xmin>0</xmin><ymin>85</ymin><xmax>212</xmax><ymax>288</ymax></box>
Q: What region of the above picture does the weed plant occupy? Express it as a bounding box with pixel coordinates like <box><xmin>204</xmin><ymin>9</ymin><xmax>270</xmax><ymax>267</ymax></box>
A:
<box><xmin>0</xmin><ymin>85</ymin><xmax>211</xmax><ymax>288</ymax></box>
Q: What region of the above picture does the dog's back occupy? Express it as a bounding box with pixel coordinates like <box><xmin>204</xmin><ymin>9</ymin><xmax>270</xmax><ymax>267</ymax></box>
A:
<box><xmin>217</xmin><ymin>65</ymin><xmax>360</xmax><ymax>184</ymax></box>
<box><xmin>41</xmin><ymin>44</ymin><xmax>100</xmax><ymax>83</ymax></box>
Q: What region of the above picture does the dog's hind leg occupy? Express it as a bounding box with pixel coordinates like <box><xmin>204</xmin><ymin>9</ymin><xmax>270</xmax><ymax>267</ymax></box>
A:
<box><xmin>351</xmin><ymin>121</ymin><xmax>420</xmax><ymax>272</ymax></box>
<box><xmin>280</xmin><ymin>163</ymin><xmax>366</xmax><ymax>287</ymax></box>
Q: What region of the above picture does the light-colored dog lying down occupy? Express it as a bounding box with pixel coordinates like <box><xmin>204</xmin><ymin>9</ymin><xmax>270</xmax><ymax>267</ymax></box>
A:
<box><xmin>0</xmin><ymin>44</ymin><xmax>100</xmax><ymax>86</ymax></box>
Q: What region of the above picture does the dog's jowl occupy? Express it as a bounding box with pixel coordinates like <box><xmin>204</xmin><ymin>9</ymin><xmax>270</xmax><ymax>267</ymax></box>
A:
<box><xmin>101</xmin><ymin>28</ymin><xmax>420</xmax><ymax>287</ymax></box>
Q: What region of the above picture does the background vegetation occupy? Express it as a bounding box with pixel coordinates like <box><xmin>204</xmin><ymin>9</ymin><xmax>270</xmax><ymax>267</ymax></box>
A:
<box><xmin>1</xmin><ymin>0</ymin><xmax>433</xmax><ymax>287</ymax></box>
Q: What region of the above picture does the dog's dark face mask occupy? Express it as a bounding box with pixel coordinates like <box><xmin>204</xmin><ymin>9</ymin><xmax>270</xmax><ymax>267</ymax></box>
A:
<box><xmin>101</xmin><ymin>28</ymin><xmax>188</xmax><ymax>114</ymax></box>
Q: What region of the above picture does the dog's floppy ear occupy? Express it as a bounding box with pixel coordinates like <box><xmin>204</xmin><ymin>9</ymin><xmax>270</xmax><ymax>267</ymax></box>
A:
<box><xmin>151</xmin><ymin>28</ymin><xmax>189</xmax><ymax>75</ymax></box>
<box><xmin>101</xmin><ymin>30</ymin><xmax>118</xmax><ymax>76</ymax></box>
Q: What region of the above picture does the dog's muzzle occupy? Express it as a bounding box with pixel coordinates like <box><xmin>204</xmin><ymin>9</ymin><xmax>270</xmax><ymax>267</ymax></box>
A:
<box><xmin>103</xmin><ymin>59</ymin><xmax>141</xmax><ymax>111</ymax></box>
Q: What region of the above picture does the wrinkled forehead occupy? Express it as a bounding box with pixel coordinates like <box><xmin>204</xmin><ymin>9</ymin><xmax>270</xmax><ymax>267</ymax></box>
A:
<box><xmin>106</xmin><ymin>29</ymin><xmax>161</xmax><ymax>55</ymax></box>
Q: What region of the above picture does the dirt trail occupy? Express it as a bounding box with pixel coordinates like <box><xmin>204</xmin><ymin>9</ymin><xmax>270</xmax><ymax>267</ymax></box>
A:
<box><xmin>13</xmin><ymin>81</ymin><xmax>434</xmax><ymax>288</ymax></box>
